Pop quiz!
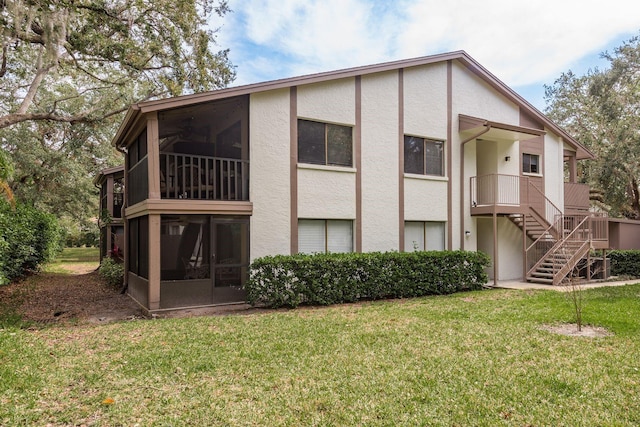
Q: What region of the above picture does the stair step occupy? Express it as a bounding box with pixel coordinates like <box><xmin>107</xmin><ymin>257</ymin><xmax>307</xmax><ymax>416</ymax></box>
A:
<box><xmin>527</xmin><ymin>277</ymin><xmax>554</xmax><ymax>284</ymax></box>
<box><xmin>531</xmin><ymin>273</ymin><xmax>554</xmax><ymax>279</ymax></box>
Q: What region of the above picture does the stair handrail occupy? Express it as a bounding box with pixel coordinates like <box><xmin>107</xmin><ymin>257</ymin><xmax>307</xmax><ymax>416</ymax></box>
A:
<box><xmin>526</xmin><ymin>180</ymin><xmax>562</xmax><ymax>226</ymax></box>
<box><xmin>525</xmin><ymin>214</ymin><xmax>563</xmax><ymax>273</ymax></box>
<box><xmin>553</xmin><ymin>240</ymin><xmax>591</xmax><ymax>285</ymax></box>
<box><xmin>546</xmin><ymin>214</ymin><xmax>591</xmax><ymax>283</ymax></box>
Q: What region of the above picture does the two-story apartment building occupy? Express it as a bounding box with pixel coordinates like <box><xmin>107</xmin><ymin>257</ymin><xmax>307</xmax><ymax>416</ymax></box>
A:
<box><xmin>112</xmin><ymin>51</ymin><xmax>606</xmax><ymax>312</ymax></box>
<box><xmin>95</xmin><ymin>166</ymin><xmax>125</xmax><ymax>262</ymax></box>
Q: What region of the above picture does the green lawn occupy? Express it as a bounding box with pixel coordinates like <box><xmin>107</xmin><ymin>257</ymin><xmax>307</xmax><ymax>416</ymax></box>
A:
<box><xmin>44</xmin><ymin>247</ymin><xmax>100</xmax><ymax>273</ymax></box>
<box><xmin>1</xmin><ymin>285</ymin><xmax>639</xmax><ymax>426</ymax></box>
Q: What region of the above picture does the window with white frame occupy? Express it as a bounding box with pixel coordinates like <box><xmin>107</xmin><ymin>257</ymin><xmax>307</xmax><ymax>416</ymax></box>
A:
<box><xmin>298</xmin><ymin>219</ymin><xmax>353</xmax><ymax>253</ymax></box>
<box><xmin>404</xmin><ymin>136</ymin><xmax>444</xmax><ymax>176</ymax></box>
<box><xmin>522</xmin><ymin>153</ymin><xmax>540</xmax><ymax>174</ymax></box>
<box><xmin>404</xmin><ymin>221</ymin><xmax>445</xmax><ymax>251</ymax></box>
<box><xmin>298</xmin><ymin>119</ymin><xmax>353</xmax><ymax>167</ymax></box>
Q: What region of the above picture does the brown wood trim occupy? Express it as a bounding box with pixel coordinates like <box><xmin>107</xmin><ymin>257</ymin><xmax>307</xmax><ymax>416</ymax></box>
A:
<box><xmin>123</xmin><ymin>148</ymin><xmax>129</xmax><ymax>286</ymax></box>
<box><xmin>519</xmin><ymin>108</ymin><xmax>545</xmax><ymax>193</ymax></box>
<box><xmin>398</xmin><ymin>69</ymin><xmax>405</xmax><ymax>251</ymax></box>
<box><xmin>122</xmin><ymin>115</ymin><xmax>148</xmax><ymax>151</ymax></box>
<box><xmin>447</xmin><ymin>60</ymin><xmax>453</xmax><ymax>250</ymax></box>
<box><xmin>148</xmin><ymin>214</ymin><xmax>161</xmax><ymax>310</ymax></box>
<box><xmin>355</xmin><ymin>76</ymin><xmax>362</xmax><ymax>252</ymax></box>
<box><xmin>146</xmin><ymin>112</ymin><xmax>160</xmax><ymax>200</ymax></box>
<box><xmin>106</xmin><ymin>175</ymin><xmax>114</xmax><ymax>255</ymax></box>
<box><xmin>290</xmin><ymin>86</ymin><xmax>298</xmax><ymax>254</ymax></box>
<box><xmin>125</xmin><ymin>200</ymin><xmax>253</xmax><ymax>218</ymax></box>
<box><xmin>460</xmin><ymin>114</ymin><xmax>546</xmax><ymax>136</ymax></box>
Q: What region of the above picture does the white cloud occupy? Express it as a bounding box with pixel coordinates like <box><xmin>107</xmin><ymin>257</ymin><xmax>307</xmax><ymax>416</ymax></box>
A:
<box><xmin>219</xmin><ymin>0</ymin><xmax>640</xmax><ymax>89</ymax></box>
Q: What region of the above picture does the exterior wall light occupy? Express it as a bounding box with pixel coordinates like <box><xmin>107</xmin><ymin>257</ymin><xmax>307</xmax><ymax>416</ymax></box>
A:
<box><xmin>465</xmin><ymin>230</ymin><xmax>471</xmax><ymax>237</ymax></box>
<box><xmin>505</xmin><ymin>156</ymin><xmax>511</xmax><ymax>162</ymax></box>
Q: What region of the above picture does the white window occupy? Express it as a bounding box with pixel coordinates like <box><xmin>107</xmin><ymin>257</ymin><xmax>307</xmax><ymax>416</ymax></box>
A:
<box><xmin>298</xmin><ymin>219</ymin><xmax>353</xmax><ymax>254</ymax></box>
<box><xmin>404</xmin><ymin>221</ymin><xmax>445</xmax><ymax>251</ymax></box>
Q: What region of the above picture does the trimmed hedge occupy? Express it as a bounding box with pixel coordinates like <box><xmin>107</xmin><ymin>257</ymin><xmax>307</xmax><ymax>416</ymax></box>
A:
<box><xmin>609</xmin><ymin>250</ymin><xmax>640</xmax><ymax>277</ymax></box>
<box><xmin>247</xmin><ymin>250</ymin><xmax>490</xmax><ymax>308</ymax></box>
<box><xmin>0</xmin><ymin>199</ymin><xmax>64</xmax><ymax>285</ymax></box>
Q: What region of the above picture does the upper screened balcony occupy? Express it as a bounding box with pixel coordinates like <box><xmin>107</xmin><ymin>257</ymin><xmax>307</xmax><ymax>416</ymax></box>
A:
<box><xmin>157</xmin><ymin>95</ymin><xmax>249</xmax><ymax>201</ymax></box>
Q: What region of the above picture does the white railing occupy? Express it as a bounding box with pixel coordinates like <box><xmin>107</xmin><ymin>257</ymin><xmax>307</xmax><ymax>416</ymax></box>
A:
<box><xmin>471</xmin><ymin>174</ymin><xmax>521</xmax><ymax>207</ymax></box>
<box><xmin>160</xmin><ymin>152</ymin><xmax>249</xmax><ymax>201</ymax></box>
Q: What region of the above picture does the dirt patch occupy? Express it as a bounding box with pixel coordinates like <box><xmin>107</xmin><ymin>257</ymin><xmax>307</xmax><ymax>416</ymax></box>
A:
<box><xmin>0</xmin><ymin>268</ymin><xmax>144</xmax><ymax>326</ymax></box>
<box><xmin>541</xmin><ymin>324</ymin><xmax>613</xmax><ymax>338</ymax></box>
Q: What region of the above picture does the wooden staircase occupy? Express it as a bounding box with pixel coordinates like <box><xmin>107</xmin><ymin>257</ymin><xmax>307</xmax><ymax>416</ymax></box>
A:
<box><xmin>508</xmin><ymin>210</ymin><xmax>593</xmax><ymax>286</ymax></box>
<box><xmin>526</xmin><ymin>239</ymin><xmax>590</xmax><ymax>285</ymax></box>
<box><xmin>508</xmin><ymin>213</ymin><xmax>557</xmax><ymax>243</ymax></box>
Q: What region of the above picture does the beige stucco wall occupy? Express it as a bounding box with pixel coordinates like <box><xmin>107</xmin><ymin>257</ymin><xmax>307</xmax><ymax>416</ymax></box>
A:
<box><xmin>246</xmin><ymin>58</ymin><xmax>565</xmax><ymax>266</ymax></box>
<box><xmin>404</xmin><ymin>176</ymin><xmax>448</xmax><ymax>221</ymax></box>
<box><xmin>402</xmin><ymin>63</ymin><xmax>450</xmax><ymax>246</ymax></box>
<box><xmin>297</xmin><ymin>78</ymin><xmax>356</xmax><ymax>125</ymax></box>
<box><xmin>403</xmin><ymin>64</ymin><xmax>448</xmax><ymax>138</ymax></box>
<box><xmin>297</xmin><ymin>166</ymin><xmax>356</xmax><ymax>219</ymax></box>
<box><xmin>249</xmin><ymin>89</ymin><xmax>291</xmax><ymax>260</ymax></box>
<box><xmin>477</xmin><ymin>217</ymin><xmax>523</xmax><ymax>281</ymax></box>
<box><xmin>296</xmin><ymin>78</ymin><xmax>357</xmax><ymax>224</ymax></box>
<box><xmin>544</xmin><ymin>130</ymin><xmax>565</xmax><ymax>213</ymax></box>
<box><xmin>361</xmin><ymin>71</ymin><xmax>400</xmax><ymax>251</ymax></box>
<box><xmin>497</xmin><ymin>217</ymin><xmax>523</xmax><ymax>280</ymax></box>
<box><xmin>463</xmin><ymin>140</ymin><xmax>477</xmax><ymax>250</ymax></box>
<box><xmin>452</xmin><ymin>62</ymin><xmax>520</xmax><ymax>249</ymax></box>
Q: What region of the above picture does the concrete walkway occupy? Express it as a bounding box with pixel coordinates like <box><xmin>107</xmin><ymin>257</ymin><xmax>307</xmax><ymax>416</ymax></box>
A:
<box><xmin>493</xmin><ymin>278</ymin><xmax>640</xmax><ymax>292</ymax></box>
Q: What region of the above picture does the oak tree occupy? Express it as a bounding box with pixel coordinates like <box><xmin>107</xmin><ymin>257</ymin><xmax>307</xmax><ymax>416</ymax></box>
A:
<box><xmin>0</xmin><ymin>0</ymin><xmax>235</xmax><ymax>222</ymax></box>
<box><xmin>545</xmin><ymin>35</ymin><xmax>640</xmax><ymax>218</ymax></box>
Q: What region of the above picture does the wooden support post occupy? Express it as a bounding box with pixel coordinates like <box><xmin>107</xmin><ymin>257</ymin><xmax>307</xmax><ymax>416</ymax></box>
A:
<box><xmin>522</xmin><ymin>214</ymin><xmax>527</xmax><ymax>280</ymax></box>
<box><xmin>148</xmin><ymin>214</ymin><xmax>161</xmax><ymax>310</ymax></box>
<box><xmin>493</xmin><ymin>211</ymin><xmax>498</xmax><ymax>287</ymax></box>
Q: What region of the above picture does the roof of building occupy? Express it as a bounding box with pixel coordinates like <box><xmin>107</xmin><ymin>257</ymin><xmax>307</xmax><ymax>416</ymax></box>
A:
<box><xmin>93</xmin><ymin>165</ymin><xmax>125</xmax><ymax>186</ymax></box>
<box><xmin>112</xmin><ymin>50</ymin><xmax>594</xmax><ymax>160</ymax></box>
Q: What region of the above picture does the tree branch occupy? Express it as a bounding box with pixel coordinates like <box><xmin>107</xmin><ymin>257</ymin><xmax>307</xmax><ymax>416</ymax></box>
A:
<box><xmin>0</xmin><ymin>106</ymin><xmax>128</xmax><ymax>129</ymax></box>
<box><xmin>0</xmin><ymin>44</ymin><xmax>7</xmax><ymax>78</ymax></box>
<box><xmin>16</xmin><ymin>47</ymin><xmax>57</xmax><ymax>115</ymax></box>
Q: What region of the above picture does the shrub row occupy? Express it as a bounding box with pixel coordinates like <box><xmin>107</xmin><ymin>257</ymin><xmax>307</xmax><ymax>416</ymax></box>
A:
<box><xmin>609</xmin><ymin>250</ymin><xmax>640</xmax><ymax>277</ymax></box>
<box><xmin>246</xmin><ymin>250</ymin><xmax>491</xmax><ymax>308</ymax></box>
<box><xmin>0</xmin><ymin>199</ymin><xmax>64</xmax><ymax>285</ymax></box>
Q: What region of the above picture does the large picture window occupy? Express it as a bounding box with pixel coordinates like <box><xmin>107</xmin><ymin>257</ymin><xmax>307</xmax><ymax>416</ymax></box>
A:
<box><xmin>404</xmin><ymin>136</ymin><xmax>444</xmax><ymax>176</ymax></box>
<box><xmin>522</xmin><ymin>153</ymin><xmax>540</xmax><ymax>174</ymax></box>
<box><xmin>404</xmin><ymin>221</ymin><xmax>445</xmax><ymax>251</ymax></box>
<box><xmin>298</xmin><ymin>219</ymin><xmax>353</xmax><ymax>254</ymax></box>
<box><xmin>298</xmin><ymin>119</ymin><xmax>353</xmax><ymax>167</ymax></box>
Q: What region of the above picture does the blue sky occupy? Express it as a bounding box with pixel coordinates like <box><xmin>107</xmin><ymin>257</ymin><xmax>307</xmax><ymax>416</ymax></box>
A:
<box><xmin>214</xmin><ymin>0</ymin><xmax>640</xmax><ymax>111</ymax></box>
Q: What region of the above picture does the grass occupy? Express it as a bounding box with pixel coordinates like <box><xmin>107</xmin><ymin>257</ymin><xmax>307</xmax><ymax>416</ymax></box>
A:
<box><xmin>1</xmin><ymin>285</ymin><xmax>639</xmax><ymax>425</ymax></box>
<box><xmin>43</xmin><ymin>247</ymin><xmax>99</xmax><ymax>273</ymax></box>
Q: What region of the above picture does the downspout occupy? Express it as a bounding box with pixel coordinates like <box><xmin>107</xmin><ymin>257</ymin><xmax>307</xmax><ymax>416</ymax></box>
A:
<box><xmin>459</xmin><ymin>124</ymin><xmax>495</xmax><ymax>285</ymax></box>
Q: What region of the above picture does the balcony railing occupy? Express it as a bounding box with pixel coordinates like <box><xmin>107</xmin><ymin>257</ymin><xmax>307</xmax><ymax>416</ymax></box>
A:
<box><xmin>471</xmin><ymin>174</ymin><xmax>521</xmax><ymax>207</ymax></box>
<box><xmin>160</xmin><ymin>153</ymin><xmax>249</xmax><ymax>201</ymax></box>
<box><xmin>470</xmin><ymin>174</ymin><xmax>562</xmax><ymax>223</ymax></box>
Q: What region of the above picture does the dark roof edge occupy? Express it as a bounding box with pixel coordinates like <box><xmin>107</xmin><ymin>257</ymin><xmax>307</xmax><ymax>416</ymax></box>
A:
<box><xmin>112</xmin><ymin>50</ymin><xmax>594</xmax><ymax>159</ymax></box>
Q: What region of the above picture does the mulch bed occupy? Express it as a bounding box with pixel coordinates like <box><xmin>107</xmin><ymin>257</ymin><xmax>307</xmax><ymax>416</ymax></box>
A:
<box><xmin>0</xmin><ymin>268</ymin><xmax>143</xmax><ymax>326</ymax></box>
